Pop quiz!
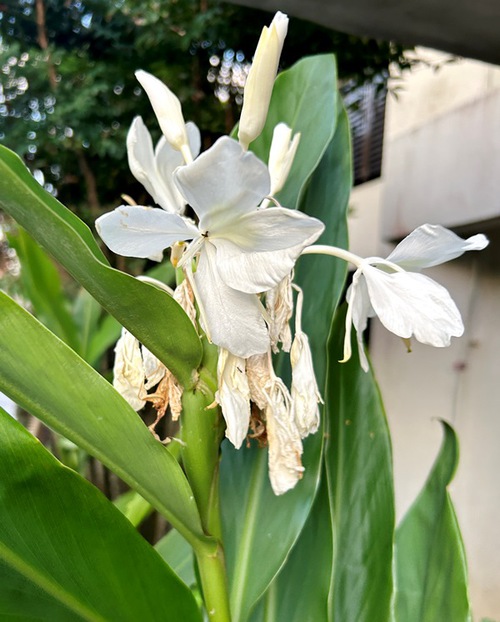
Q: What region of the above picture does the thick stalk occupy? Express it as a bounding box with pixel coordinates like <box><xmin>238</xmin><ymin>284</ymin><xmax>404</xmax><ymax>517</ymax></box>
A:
<box><xmin>181</xmin><ymin>344</ymin><xmax>230</xmax><ymax>620</ymax></box>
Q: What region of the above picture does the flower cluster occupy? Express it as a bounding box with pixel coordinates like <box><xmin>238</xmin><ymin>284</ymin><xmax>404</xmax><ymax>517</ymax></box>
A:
<box><xmin>96</xmin><ymin>11</ymin><xmax>488</xmax><ymax>495</ymax></box>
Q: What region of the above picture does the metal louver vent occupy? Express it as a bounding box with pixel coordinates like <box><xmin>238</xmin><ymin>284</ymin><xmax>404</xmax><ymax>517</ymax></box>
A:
<box><xmin>343</xmin><ymin>81</ymin><xmax>387</xmax><ymax>186</ymax></box>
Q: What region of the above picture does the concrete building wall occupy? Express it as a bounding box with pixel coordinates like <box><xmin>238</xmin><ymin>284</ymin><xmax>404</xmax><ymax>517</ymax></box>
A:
<box><xmin>349</xmin><ymin>50</ymin><xmax>500</xmax><ymax>620</ymax></box>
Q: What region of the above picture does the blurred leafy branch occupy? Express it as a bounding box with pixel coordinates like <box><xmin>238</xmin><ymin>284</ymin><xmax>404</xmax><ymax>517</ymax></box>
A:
<box><xmin>1</xmin><ymin>0</ymin><xmax>416</xmax><ymax>221</ymax></box>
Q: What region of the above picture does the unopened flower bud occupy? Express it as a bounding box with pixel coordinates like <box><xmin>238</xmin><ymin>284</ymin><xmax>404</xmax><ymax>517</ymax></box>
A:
<box><xmin>135</xmin><ymin>70</ymin><xmax>190</xmax><ymax>158</ymax></box>
<box><xmin>238</xmin><ymin>12</ymin><xmax>288</xmax><ymax>150</ymax></box>
<box><xmin>269</xmin><ymin>123</ymin><xmax>300</xmax><ymax>195</ymax></box>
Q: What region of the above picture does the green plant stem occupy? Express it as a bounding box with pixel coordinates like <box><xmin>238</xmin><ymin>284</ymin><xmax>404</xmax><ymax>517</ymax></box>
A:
<box><xmin>194</xmin><ymin>540</ymin><xmax>232</xmax><ymax>622</ymax></box>
<box><xmin>181</xmin><ymin>354</ymin><xmax>231</xmax><ymax>621</ymax></box>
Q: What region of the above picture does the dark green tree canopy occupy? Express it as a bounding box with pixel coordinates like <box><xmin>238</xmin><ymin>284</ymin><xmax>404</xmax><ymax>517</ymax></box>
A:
<box><xmin>1</xmin><ymin>0</ymin><xmax>412</xmax><ymax>220</ymax></box>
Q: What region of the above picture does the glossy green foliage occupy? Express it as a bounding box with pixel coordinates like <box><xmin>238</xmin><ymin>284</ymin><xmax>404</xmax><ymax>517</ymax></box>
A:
<box><xmin>7</xmin><ymin>227</ymin><xmax>80</xmax><ymax>351</ymax></box>
<box><xmin>326</xmin><ymin>307</ymin><xmax>395</xmax><ymax>622</ymax></box>
<box><xmin>295</xmin><ymin>98</ymin><xmax>351</xmax><ymax>387</ymax></box>
<box><xmin>155</xmin><ymin>529</ymin><xmax>197</xmax><ymax>588</ymax></box>
<box><xmin>219</xmin><ymin>56</ymin><xmax>351</xmax><ymax>622</ymax></box>
<box><xmin>0</xmin><ymin>145</ymin><xmax>202</xmax><ymax>388</ymax></box>
<box><xmin>395</xmin><ymin>422</ymin><xmax>470</xmax><ymax>622</ymax></box>
<box><xmin>250</xmin><ymin>54</ymin><xmax>338</xmax><ymax>210</ymax></box>
<box><xmin>0</xmin><ymin>291</ymin><xmax>206</xmax><ymax>544</ymax></box>
<box><xmin>249</xmin><ymin>475</ymin><xmax>333</xmax><ymax>622</ymax></box>
<box><xmin>0</xmin><ymin>407</ymin><xmax>201</xmax><ymax>622</ymax></box>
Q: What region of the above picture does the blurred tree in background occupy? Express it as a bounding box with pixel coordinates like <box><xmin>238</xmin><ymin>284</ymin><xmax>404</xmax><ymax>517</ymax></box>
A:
<box><xmin>0</xmin><ymin>0</ymin><xmax>413</xmax><ymax>222</ymax></box>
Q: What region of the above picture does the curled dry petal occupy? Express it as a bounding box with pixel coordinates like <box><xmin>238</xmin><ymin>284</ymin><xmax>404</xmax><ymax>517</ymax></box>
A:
<box><xmin>113</xmin><ymin>329</ymin><xmax>146</xmax><ymax>411</ymax></box>
<box><xmin>246</xmin><ymin>352</ymin><xmax>273</xmax><ymax>410</ymax></box>
<box><xmin>265</xmin><ymin>379</ymin><xmax>304</xmax><ymax>495</ymax></box>
<box><xmin>266</xmin><ymin>273</ymin><xmax>293</xmax><ymax>353</ymax></box>
<box><xmin>173</xmin><ymin>279</ymin><xmax>197</xmax><ymax>327</ymax></box>
<box><xmin>142</xmin><ymin>345</ymin><xmax>166</xmax><ymax>390</ymax></box>
<box><xmin>216</xmin><ymin>349</ymin><xmax>251</xmax><ymax>449</ymax></box>
<box><xmin>290</xmin><ymin>331</ymin><xmax>322</xmax><ymax>438</ymax></box>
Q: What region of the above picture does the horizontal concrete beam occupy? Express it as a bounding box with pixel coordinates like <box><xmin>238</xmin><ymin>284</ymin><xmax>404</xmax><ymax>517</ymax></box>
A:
<box><xmin>227</xmin><ymin>0</ymin><xmax>500</xmax><ymax>65</ymax></box>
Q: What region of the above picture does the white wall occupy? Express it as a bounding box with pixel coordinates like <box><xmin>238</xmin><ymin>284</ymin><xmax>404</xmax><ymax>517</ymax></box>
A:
<box><xmin>348</xmin><ymin>50</ymin><xmax>500</xmax><ymax>620</ymax></box>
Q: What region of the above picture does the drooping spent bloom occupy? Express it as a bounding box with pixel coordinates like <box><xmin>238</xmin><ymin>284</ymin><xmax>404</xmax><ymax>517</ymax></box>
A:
<box><xmin>238</xmin><ymin>12</ymin><xmax>289</xmax><ymax>150</ymax></box>
<box><xmin>113</xmin><ymin>328</ymin><xmax>166</xmax><ymax>412</ymax></box>
<box><xmin>97</xmin><ymin>136</ymin><xmax>324</xmax><ymax>358</ymax></box>
<box><xmin>127</xmin><ymin>116</ymin><xmax>201</xmax><ymax>215</ymax></box>
<box><xmin>265</xmin><ymin>376</ymin><xmax>304</xmax><ymax>495</ymax></box>
<box><xmin>215</xmin><ymin>349</ymin><xmax>251</xmax><ymax>449</ymax></box>
<box><xmin>290</xmin><ymin>285</ymin><xmax>322</xmax><ymax>437</ymax></box>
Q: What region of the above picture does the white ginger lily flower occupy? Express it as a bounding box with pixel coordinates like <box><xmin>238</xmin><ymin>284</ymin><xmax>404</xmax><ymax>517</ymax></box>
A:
<box><xmin>135</xmin><ymin>70</ymin><xmax>193</xmax><ymax>161</ymax></box>
<box><xmin>338</xmin><ymin>224</ymin><xmax>489</xmax><ymax>371</ymax></box>
<box><xmin>96</xmin><ymin>136</ymin><xmax>324</xmax><ymax>358</ymax></box>
<box><xmin>238</xmin><ymin>12</ymin><xmax>289</xmax><ymax>150</ymax></box>
<box><xmin>268</xmin><ymin>123</ymin><xmax>301</xmax><ymax>196</ymax></box>
<box><xmin>127</xmin><ymin>116</ymin><xmax>201</xmax><ymax>215</ymax></box>
<box><xmin>216</xmin><ymin>349</ymin><xmax>251</xmax><ymax>449</ymax></box>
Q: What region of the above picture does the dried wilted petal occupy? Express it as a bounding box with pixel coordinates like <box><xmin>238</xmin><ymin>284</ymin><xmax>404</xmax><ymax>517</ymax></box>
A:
<box><xmin>246</xmin><ymin>352</ymin><xmax>273</xmax><ymax>410</ymax></box>
<box><xmin>174</xmin><ymin>278</ymin><xmax>197</xmax><ymax>327</ymax></box>
<box><xmin>266</xmin><ymin>273</ymin><xmax>293</xmax><ymax>353</ymax></box>
<box><xmin>265</xmin><ymin>379</ymin><xmax>304</xmax><ymax>495</ymax></box>
<box><xmin>113</xmin><ymin>329</ymin><xmax>146</xmax><ymax>411</ymax></box>
<box><xmin>290</xmin><ymin>331</ymin><xmax>322</xmax><ymax>438</ymax></box>
<box><xmin>167</xmin><ymin>370</ymin><xmax>184</xmax><ymax>421</ymax></box>
<box><xmin>142</xmin><ymin>345</ymin><xmax>167</xmax><ymax>390</ymax></box>
<box><xmin>216</xmin><ymin>348</ymin><xmax>251</xmax><ymax>449</ymax></box>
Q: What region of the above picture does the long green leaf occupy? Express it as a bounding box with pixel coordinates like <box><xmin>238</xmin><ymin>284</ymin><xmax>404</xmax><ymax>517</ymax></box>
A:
<box><xmin>220</xmin><ymin>429</ymin><xmax>323</xmax><ymax>622</ymax></box>
<box><xmin>155</xmin><ymin>529</ymin><xmax>196</xmax><ymax>588</ymax></box>
<box><xmin>0</xmin><ymin>290</ymin><xmax>206</xmax><ymax>545</ymax></box>
<box><xmin>326</xmin><ymin>306</ymin><xmax>395</xmax><ymax>622</ymax></box>
<box><xmin>0</xmin><ymin>407</ymin><xmax>201</xmax><ymax>622</ymax></box>
<box><xmin>250</xmin><ymin>54</ymin><xmax>338</xmax><ymax>210</ymax></box>
<box><xmin>0</xmin><ymin>145</ymin><xmax>201</xmax><ymax>388</ymax></box>
<box><xmin>250</xmin><ymin>472</ymin><xmax>334</xmax><ymax>622</ymax></box>
<box><xmin>395</xmin><ymin>421</ymin><xmax>470</xmax><ymax>621</ymax></box>
<box><xmin>8</xmin><ymin>227</ymin><xmax>80</xmax><ymax>352</ymax></box>
<box><xmin>294</xmin><ymin>97</ymin><xmax>352</xmax><ymax>387</ymax></box>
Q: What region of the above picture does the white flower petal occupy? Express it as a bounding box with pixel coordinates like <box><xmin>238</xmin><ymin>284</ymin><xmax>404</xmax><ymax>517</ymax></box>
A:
<box><xmin>126</xmin><ymin>117</ymin><xmax>159</xmax><ymax>203</ymax></box>
<box><xmin>386</xmin><ymin>224</ymin><xmax>489</xmax><ymax>270</ymax></box>
<box><xmin>154</xmin><ymin>136</ymin><xmax>189</xmax><ymax>212</ymax></box>
<box><xmin>212</xmin><ymin>208</ymin><xmax>324</xmax><ymax>293</ymax></box>
<box><xmin>363</xmin><ymin>267</ymin><xmax>464</xmax><ymax>347</ymax></box>
<box><xmin>96</xmin><ymin>206</ymin><xmax>198</xmax><ymax>258</ymax></box>
<box><xmin>174</xmin><ymin>137</ymin><xmax>270</xmax><ymax>230</ymax></box>
<box><xmin>135</xmin><ymin>70</ymin><xmax>188</xmax><ymax>151</ymax></box>
<box><xmin>194</xmin><ymin>242</ymin><xmax>270</xmax><ymax>357</ymax></box>
<box><xmin>216</xmin><ymin>349</ymin><xmax>251</xmax><ymax>449</ymax></box>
